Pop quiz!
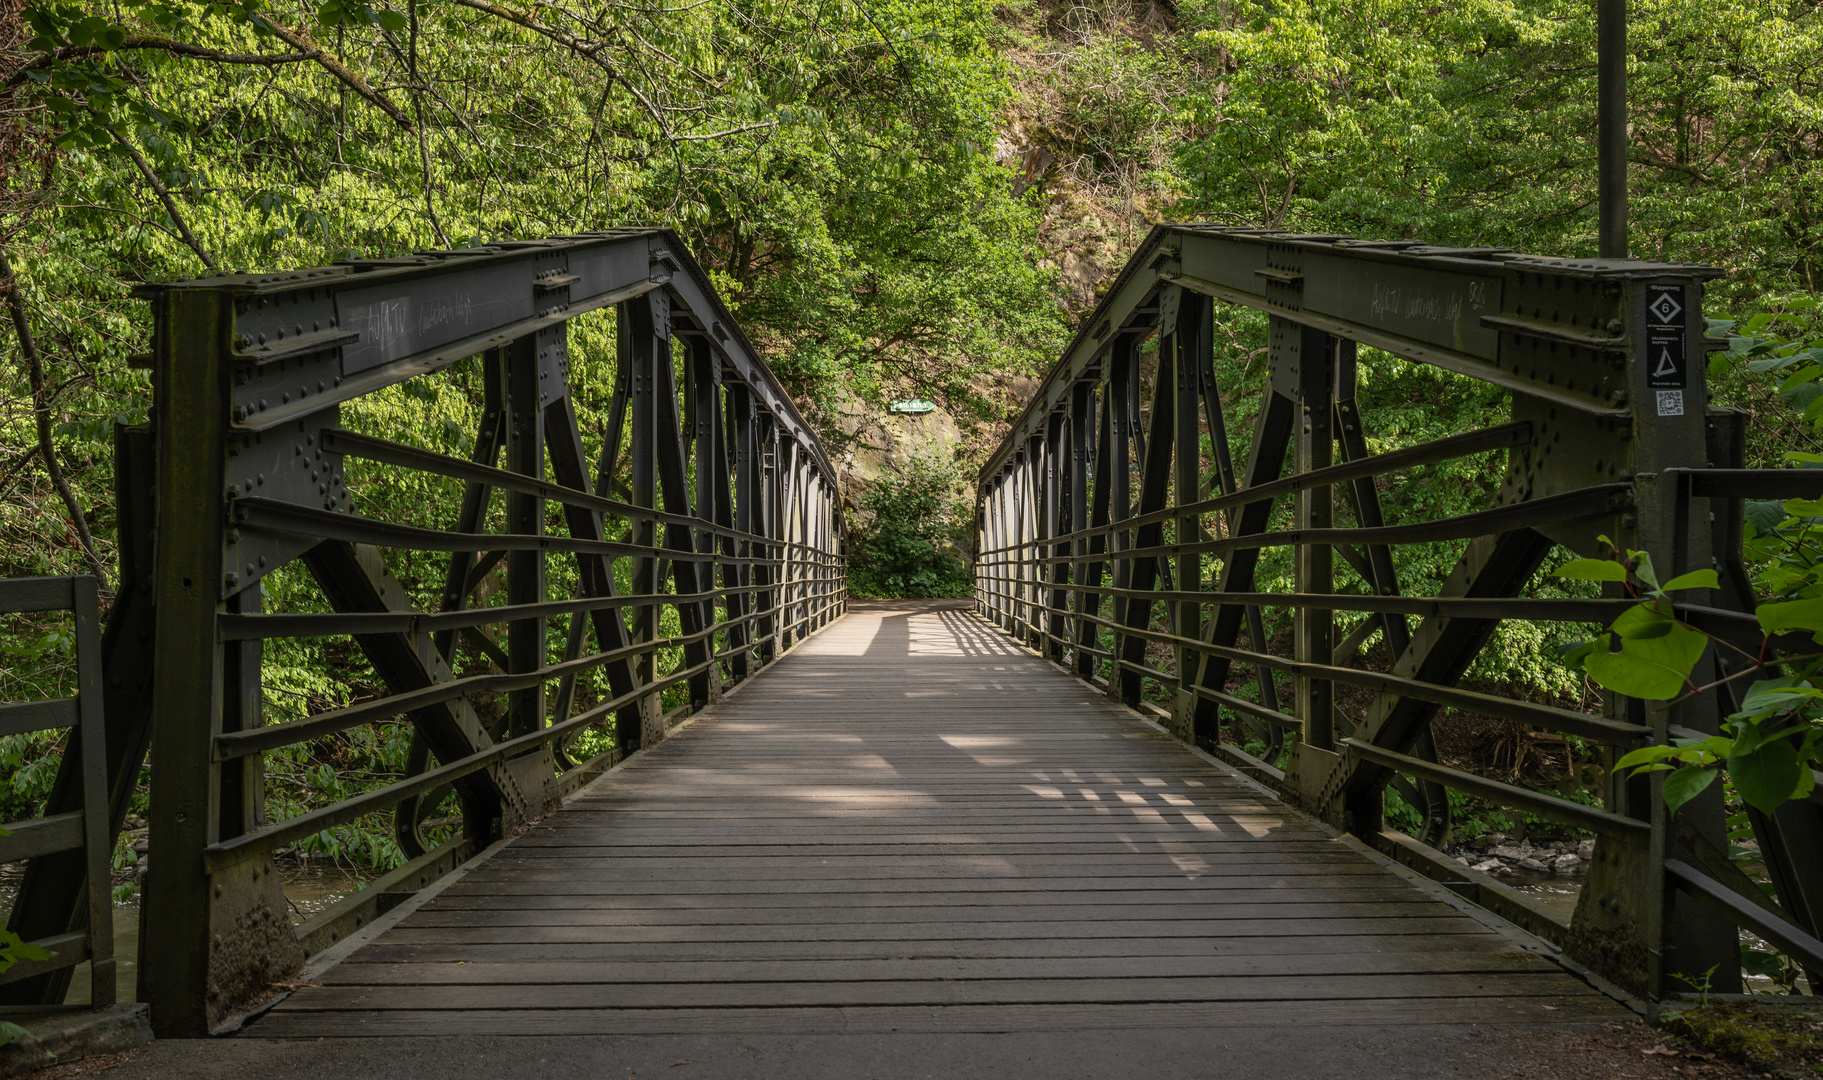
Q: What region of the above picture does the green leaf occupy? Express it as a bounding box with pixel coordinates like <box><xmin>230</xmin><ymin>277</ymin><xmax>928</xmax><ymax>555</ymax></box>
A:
<box><xmin>1729</xmin><ymin>739</ymin><xmax>1803</xmax><ymax>814</ymax></box>
<box><xmin>1670</xmin><ymin>734</ymin><xmax>1734</xmax><ymax>759</ymax></box>
<box><xmin>1554</xmin><ymin>558</ymin><xmax>1628</xmax><ymax>583</ymax></box>
<box><xmin>1757</xmin><ymin>596</ymin><xmax>1823</xmax><ymax>635</ymax></box>
<box><xmin>1740</xmin><ymin>947</ymin><xmax>1785</xmax><ymax>978</ymax></box>
<box><xmin>1556</xmin><ymin>637</ymin><xmax>1595</xmax><ymax>667</ymax></box>
<box><xmin>1661</xmin><ymin>569</ymin><xmax>1719</xmax><ymax>592</ymax></box>
<box><xmin>1782</xmin><ymin>366</ymin><xmax>1823</xmax><ymax>393</ymax></box>
<box><xmin>1615</xmin><ymin>744</ymin><xmax>1677</xmax><ymax>772</ymax></box>
<box><xmin>1613</xmin><ymin>601</ymin><xmax>1676</xmax><ymax>639</ymax></box>
<box><xmin>376</xmin><ymin>8</ymin><xmax>406</xmax><ymax>30</ymax></box>
<box><xmin>0</xmin><ymin>1021</ymin><xmax>30</xmax><ymax>1048</ymax></box>
<box><xmin>1738</xmin><ymin>677</ymin><xmax>1823</xmax><ymax>714</ymax></box>
<box><xmin>1730</xmin><ymin>715</ymin><xmax>1766</xmax><ymax>757</ymax></box>
<box><xmin>1745</xmin><ymin>500</ymin><xmax>1788</xmax><ymax>536</ymax></box>
<box><xmin>1663</xmin><ymin>765</ymin><xmax>1718</xmax><ymax>818</ymax></box>
<box><xmin>1582</xmin><ymin>622</ymin><xmax>1708</xmax><ymax>699</ymax></box>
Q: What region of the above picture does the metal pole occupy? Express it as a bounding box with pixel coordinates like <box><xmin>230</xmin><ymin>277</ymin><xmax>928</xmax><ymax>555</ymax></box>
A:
<box><xmin>1598</xmin><ymin>0</ymin><xmax>1627</xmax><ymax>258</ymax></box>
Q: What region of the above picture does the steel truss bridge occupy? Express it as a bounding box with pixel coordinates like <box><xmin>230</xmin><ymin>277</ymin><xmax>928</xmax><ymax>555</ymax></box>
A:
<box><xmin>0</xmin><ymin>226</ymin><xmax>1819</xmax><ymax>1039</ymax></box>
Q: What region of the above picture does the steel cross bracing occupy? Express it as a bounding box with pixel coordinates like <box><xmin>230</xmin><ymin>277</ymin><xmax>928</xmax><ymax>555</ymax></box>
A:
<box><xmin>975</xmin><ymin>223</ymin><xmax>1823</xmax><ymax>1005</ymax></box>
<box><xmin>0</xmin><ymin>230</ymin><xmax>847</xmax><ymax>1033</ymax></box>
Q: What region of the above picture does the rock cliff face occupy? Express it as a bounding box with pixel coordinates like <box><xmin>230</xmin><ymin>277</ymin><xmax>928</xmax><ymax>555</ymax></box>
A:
<box><xmin>832</xmin><ymin>1</ymin><xmax>1183</xmax><ymax>508</ymax></box>
<box><xmin>831</xmin><ymin>401</ymin><xmax>965</xmax><ymax>491</ymax></box>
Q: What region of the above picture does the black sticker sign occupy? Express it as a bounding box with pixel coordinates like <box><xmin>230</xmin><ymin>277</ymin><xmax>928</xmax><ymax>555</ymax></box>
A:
<box><xmin>1645</xmin><ymin>283</ymin><xmax>1688</xmax><ymax>390</ymax></box>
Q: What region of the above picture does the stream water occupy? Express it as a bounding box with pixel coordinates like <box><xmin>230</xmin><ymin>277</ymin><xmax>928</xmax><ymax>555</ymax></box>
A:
<box><xmin>1503</xmin><ymin>869</ymin><xmax>1586</xmax><ymax>921</ymax></box>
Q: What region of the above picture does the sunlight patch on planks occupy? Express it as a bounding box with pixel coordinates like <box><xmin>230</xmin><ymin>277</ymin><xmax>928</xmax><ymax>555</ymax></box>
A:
<box><xmin>249</xmin><ymin>599</ymin><xmax>1628</xmax><ymax>1037</ymax></box>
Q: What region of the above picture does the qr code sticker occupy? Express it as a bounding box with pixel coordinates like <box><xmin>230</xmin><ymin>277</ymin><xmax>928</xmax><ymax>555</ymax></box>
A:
<box><xmin>1657</xmin><ymin>390</ymin><xmax>1684</xmax><ymax>416</ymax></box>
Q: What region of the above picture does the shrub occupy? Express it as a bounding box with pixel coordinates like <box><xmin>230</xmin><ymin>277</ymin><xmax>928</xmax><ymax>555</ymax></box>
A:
<box><xmin>848</xmin><ymin>455</ymin><xmax>974</xmax><ymax>598</ymax></box>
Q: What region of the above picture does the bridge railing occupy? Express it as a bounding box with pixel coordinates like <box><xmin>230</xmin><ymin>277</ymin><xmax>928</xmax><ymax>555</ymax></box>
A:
<box><xmin>975</xmin><ymin>225</ymin><xmax>1823</xmax><ymax>1003</ymax></box>
<box><xmin>2</xmin><ymin>231</ymin><xmax>845</xmax><ymax>1033</ymax></box>
<box><xmin>0</xmin><ymin>576</ymin><xmax>114</xmax><ymax>1008</ymax></box>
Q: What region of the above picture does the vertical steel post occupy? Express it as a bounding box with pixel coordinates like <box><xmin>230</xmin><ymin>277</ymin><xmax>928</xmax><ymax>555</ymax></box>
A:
<box><xmin>690</xmin><ymin>337</ymin><xmax>722</xmax><ymax>694</ymax></box>
<box><xmin>651</xmin><ymin>337</ymin><xmax>711</xmax><ymax>711</ymax></box>
<box><xmin>806</xmin><ymin>474</ymin><xmax>822</xmax><ymax>629</ymax></box>
<box><xmin>505</xmin><ymin>330</ymin><xmax>548</xmax><ymax>740</ymax></box>
<box><xmin>1106</xmin><ymin>337</ymin><xmax>1136</xmax><ymax>669</ymax></box>
<box><xmin>725</xmin><ymin>384</ymin><xmax>753</xmax><ymax>682</ymax></box>
<box><xmin>1022</xmin><ymin>445</ymin><xmax>1041</xmax><ymax>647</ymax></box>
<box><xmin>757</xmin><ymin>419</ymin><xmax>779</xmax><ymax>663</ymax></box>
<box><xmin>1117</xmin><ymin>332</ymin><xmax>1178</xmax><ymax>707</ymax></box>
<box><xmin>1174</xmin><ymin>292</ymin><xmax>1205</xmax><ymax>680</ymax></box>
<box><xmin>1081</xmin><ymin>382</ymin><xmax>1114</xmax><ymax>679</ymax></box>
<box><xmin>1626</xmin><ymin>273</ymin><xmax>1732</xmax><ymax>993</ymax></box>
<box><xmin>142</xmin><ymin>287</ymin><xmax>226</xmax><ymax>1034</ymax></box>
<box><xmin>1001</xmin><ymin>472</ymin><xmax>1015</xmax><ymax>631</ymax></box>
<box><xmin>219</xmin><ymin>584</ymin><xmax>264</xmax><ymax>840</ymax></box>
<box><xmin>142</xmin><ymin>288</ymin><xmax>299</xmax><ymax>1035</ymax></box>
<box><xmin>778</xmin><ymin>442</ymin><xmax>799</xmax><ymax>646</ymax></box>
<box><xmin>1004</xmin><ymin>461</ymin><xmax>1020</xmax><ymax>634</ymax></box>
<box><xmin>1291</xmin><ymin>322</ymin><xmax>1336</xmax><ymax>750</ymax></box>
<box><xmin>623</xmin><ymin>293</ymin><xmax>665</xmax><ymax>750</ymax></box>
<box><xmin>1042</xmin><ymin>414</ymin><xmax>1066</xmax><ymax>659</ymax></box>
<box><xmin>1069</xmin><ymin>383</ymin><xmax>1093</xmax><ymax>676</ymax></box>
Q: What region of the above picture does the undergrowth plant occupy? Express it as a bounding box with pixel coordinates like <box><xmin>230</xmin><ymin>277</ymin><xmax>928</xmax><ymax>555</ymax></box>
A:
<box><xmin>847</xmin><ymin>455</ymin><xmax>973</xmax><ymax>599</ymax></box>
<box><xmin>1559</xmin><ymin>312</ymin><xmax>1823</xmax><ymax>818</ymax></box>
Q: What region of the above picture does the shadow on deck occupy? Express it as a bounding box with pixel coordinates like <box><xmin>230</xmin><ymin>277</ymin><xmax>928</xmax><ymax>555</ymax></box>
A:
<box><xmin>248</xmin><ymin>600</ymin><xmax>1627</xmax><ymax>1037</ymax></box>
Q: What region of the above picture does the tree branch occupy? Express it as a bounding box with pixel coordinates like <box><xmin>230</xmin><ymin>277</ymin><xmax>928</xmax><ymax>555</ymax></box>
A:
<box><xmin>6</xmin><ymin>36</ymin><xmax>310</xmax><ymax>88</ymax></box>
<box><xmin>247</xmin><ymin>17</ymin><xmax>417</xmax><ymax>131</ymax></box>
<box><xmin>449</xmin><ymin>0</ymin><xmax>674</xmax><ymax>142</ymax></box>
<box><xmin>111</xmin><ymin>130</ymin><xmax>220</xmax><ymax>273</ymax></box>
<box><xmin>0</xmin><ymin>249</ymin><xmax>111</xmax><ymax>589</ymax></box>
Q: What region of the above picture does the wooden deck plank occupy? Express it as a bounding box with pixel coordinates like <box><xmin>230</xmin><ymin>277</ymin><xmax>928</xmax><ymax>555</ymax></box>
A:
<box><xmin>253</xmin><ymin>600</ymin><xmax>1616</xmax><ymax>1038</ymax></box>
<box><xmin>421</xmin><ymin>886</ymin><xmax>1442</xmax><ymax>909</ymax></box>
<box><xmin>276</xmin><ymin>971</ymin><xmax>1603</xmax><ymax>1011</ymax></box>
<box><xmin>320</xmin><ymin>951</ymin><xmax>1560</xmax><ymax>985</ymax></box>
<box><xmin>338</xmin><ymin>933</ymin><xmax>1518</xmax><ymax>965</ymax></box>
<box><xmin>248</xmin><ymin>995</ymin><xmax>1629</xmax><ymax>1038</ymax></box>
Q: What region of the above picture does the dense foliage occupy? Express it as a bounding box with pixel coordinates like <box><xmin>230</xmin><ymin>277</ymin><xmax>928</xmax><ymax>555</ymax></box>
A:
<box><xmin>9</xmin><ymin>0</ymin><xmax>1823</xmax><ymax>877</ymax></box>
<box><xmin>0</xmin><ymin>0</ymin><xmax>1068</xmax><ymax>866</ymax></box>
<box><xmin>1568</xmin><ymin>313</ymin><xmax>1823</xmax><ymax>820</ymax></box>
<box><xmin>846</xmin><ymin>453</ymin><xmax>973</xmax><ymax>598</ymax></box>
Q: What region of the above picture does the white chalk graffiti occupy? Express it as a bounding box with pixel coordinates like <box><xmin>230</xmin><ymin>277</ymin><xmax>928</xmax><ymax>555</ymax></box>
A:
<box><xmin>416</xmin><ymin>292</ymin><xmax>473</xmax><ymax>334</ymax></box>
<box><xmin>1368</xmin><ymin>278</ymin><xmax>1490</xmax><ymax>328</ymax></box>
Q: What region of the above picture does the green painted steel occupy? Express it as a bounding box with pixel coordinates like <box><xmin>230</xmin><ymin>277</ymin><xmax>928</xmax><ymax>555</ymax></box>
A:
<box><xmin>4</xmin><ymin>231</ymin><xmax>846</xmax><ymax>1034</ymax></box>
<box><xmin>973</xmin><ymin>223</ymin><xmax>1823</xmax><ymax>1004</ymax></box>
